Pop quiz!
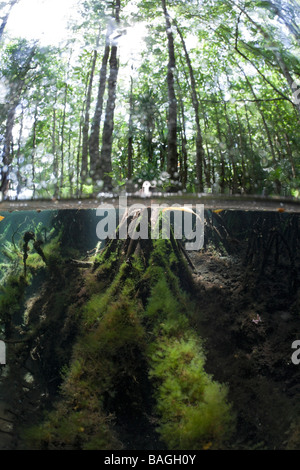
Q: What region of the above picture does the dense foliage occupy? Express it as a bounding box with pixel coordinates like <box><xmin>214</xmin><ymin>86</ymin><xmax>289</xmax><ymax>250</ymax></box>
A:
<box><xmin>0</xmin><ymin>0</ymin><xmax>299</xmax><ymax>198</ymax></box>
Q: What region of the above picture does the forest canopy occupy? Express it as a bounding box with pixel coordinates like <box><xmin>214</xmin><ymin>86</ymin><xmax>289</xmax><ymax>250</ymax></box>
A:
<box><xmin>0</xmin><ymin>0</ymin><xmax>299</xmax><ymax>200</ymax></box>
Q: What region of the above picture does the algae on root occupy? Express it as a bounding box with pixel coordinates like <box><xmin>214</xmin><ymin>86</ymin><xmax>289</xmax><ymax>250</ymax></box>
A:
<box><xmin>22</xmin><ymin>207</ymin><xmax>235</xmax><ymax>450</ymax></box>
<box><xmin>143</xmin><ymin>243</ymin><xmax>234</xmax><ymax>450</ymax></box>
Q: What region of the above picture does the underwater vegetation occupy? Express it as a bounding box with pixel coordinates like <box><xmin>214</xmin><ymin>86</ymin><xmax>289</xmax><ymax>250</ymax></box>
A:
<box><xmin>0</xmin><ymin>209</ymin><xmax>234</xmax><ymax>450</ymax></box>
<box><xmin>0</xmin><ymin>208</ymin><xmax>299</xmax><ymax>450</ymax></box>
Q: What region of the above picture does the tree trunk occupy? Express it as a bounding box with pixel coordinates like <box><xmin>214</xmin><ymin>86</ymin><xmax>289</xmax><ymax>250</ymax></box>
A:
<box><xmin>180</xmin><ymin>109</ymin><xmax>188</xmax><ymax>190</ymax></box>
<box><xmin>284</xmin><ymin>132</ymin><xmax>296</xmax><ymax>179</ymax></box>
<box><xmin>175</xmin><ymin>21</ymin><xmax>205</xmax><ymax>192</ymax></box>
<box><xmin>222</xmin><ymin>100</ymin><xmax>238</xmax><ymax>193</ymax></box>
<box><xmin>0</xmin><ymin>105</ymin><xmax>16</xmax><ymax>195</ymax></box>
<box><xmin>98</xmin><ymin>0</ymin><xmax>121</xmax><ymax>192</ymax></box>
<box><xmin>59</xmin><ymin>82</ymin><xmax>68</xmax><ymax>195</ymax></box>
<box><xmin>0</xmin><ymin>0</ymin><xmax>18</xmax><ymax>40</ymax></box>
<box><xmin>31</xmin><ymin>103</ymin><xmax>38</xmax><ymax>199</ymax></box>
<box><xmin>68</xmin><ymin>130</ymin><xmax>73</xmax><ymax>197</ymax></box>
<box><xmin>89</xmin><ymin>34</ymin><xmax>110</xmax><ymax>180</ymax></box>
<box><xmin>99</xmin><ymin>44</ymin><xmax>119</xmax><ymax>190</ymax></box>
<box><xmin>81</xmin><ymin>37</ymin><xmax>99</xmax><ymax>181</ymax></box>
<box><xmin>52</xmin><ymin>90</ymin><xmax>59</xmax><ymax>198</ymax></box>
<box><xmin>274</xmin><ymin>51</ymin><xmax>300</xmax><ymax>115</ymax></box>
<box><xmin>127</xmin><ymin>76</ymin><xmax>134</xmax><ymax>180</ymax></box>
<box><xmin>244</xmin><ymin>103</ymin><xmax>254</xmax><ymax>155</ymax></box>
<box><xmin>235</xmin><ymin>104</ymin><xmax>247</xmax><ymax>190</ymax></box>
<box><xmin>176</xmin><ymin>78</ymin><xmax>188</xmax><ymax>189</ymax></box>
<box><xmin>258</xmin><ymin>0</ymin><xmax>299</xmax><ymax>41</ymax></box>
<box><xmin>76</xmin><ymin>112</ymin><xmax>83</xmax><ymax>197</ymax></box>
<box><xmin>161</xmin><ymin>0</ymin><xmax>178</xmax><ymax>188</ymax></box>
<box><xmin>214</xmin><ymin>105</ymin><xmax>226</xmax><ymax>193</ymax></box>
<box><xmin>16</xmin><ymin>103</ymin><xmax>24</xmax><ymax>197</ymax></box>
<box><xmin>199</xmin><ymin>96</ymin><xmax>212</xmax><ymax>187</ymax></box>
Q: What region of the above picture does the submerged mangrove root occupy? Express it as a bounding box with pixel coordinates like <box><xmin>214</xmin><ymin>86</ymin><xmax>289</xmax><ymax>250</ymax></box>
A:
<box><xmin>69</xmin><ymin>259</ymin><xmax>93</xmax><ymax>268</ymax></box>
<box><xmin>18</xmin><ymin>207</ymin><xmax>234</xmax><ymax>450</ymax></box>
<box><xmin>22</xmin><ymin>231</ymin><xmax>47</xmax><ymax>276</ymax></box>
<box><xmin>243</xmin><ymin>213</ymin><xmax>299</xmax><ymax>294</ymax></box>
<box><xmin>23</xmin><ymin>231</ymin><xmax>35</xmax><ymax>276</ymax></box>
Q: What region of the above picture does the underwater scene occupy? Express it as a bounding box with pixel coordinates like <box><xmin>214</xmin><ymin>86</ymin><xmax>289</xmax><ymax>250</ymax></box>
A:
<box><xmin>0</xmin><ymin>202</ymin><xmax>299</xmax><ymax>451</ymax></box>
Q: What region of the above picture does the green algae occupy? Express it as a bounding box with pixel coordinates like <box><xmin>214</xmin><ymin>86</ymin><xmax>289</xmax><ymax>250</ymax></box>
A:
<box><xmin>12</xmin><ymin>210</ymin><xmax>235</xmax><ymax>450</ymax></box>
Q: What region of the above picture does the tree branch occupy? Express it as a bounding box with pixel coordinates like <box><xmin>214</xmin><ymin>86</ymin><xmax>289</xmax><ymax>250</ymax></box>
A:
<box><xmin>234</xmin><ymin>16</ymin><xmax>294</xmax><ymax>105</ymax></box>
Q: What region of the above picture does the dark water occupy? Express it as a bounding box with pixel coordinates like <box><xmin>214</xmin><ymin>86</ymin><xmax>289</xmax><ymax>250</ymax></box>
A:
<box><xmin>0</xmin><ymin>206</ymin><xmax>299</xmax><ymax>450</ymax></box>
